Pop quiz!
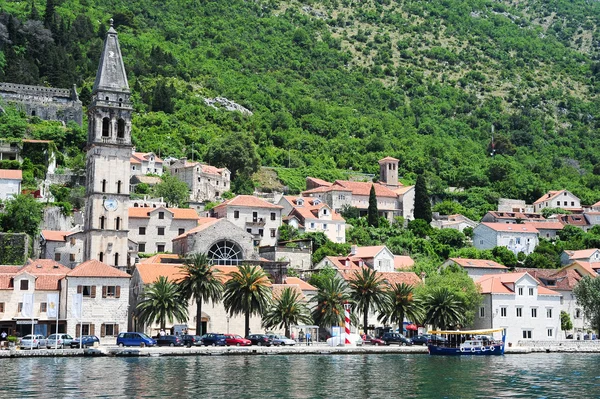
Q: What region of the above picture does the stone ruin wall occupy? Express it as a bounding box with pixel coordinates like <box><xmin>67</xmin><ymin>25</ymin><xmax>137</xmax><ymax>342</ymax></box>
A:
<box><xmin>0</xmin><ymin>83</ymin><xmax>83</xmax><ymax>126</ymax></box>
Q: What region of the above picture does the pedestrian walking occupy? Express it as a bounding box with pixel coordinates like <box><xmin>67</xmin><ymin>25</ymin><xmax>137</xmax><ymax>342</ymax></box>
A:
<box><xmin>306</xmin><ymin>331</ymin><xmax>311</xmax><ymax>346</ymax></box>
<box><xmin>299</xmin><ymin>329</ymin><xmax>305</xmax><ymax>343</ymax></box>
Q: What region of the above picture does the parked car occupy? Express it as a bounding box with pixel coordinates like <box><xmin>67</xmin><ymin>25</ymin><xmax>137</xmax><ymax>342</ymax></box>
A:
<box><xmin>70</xmin><ymin>335</ymin><xmax>100</xmax><ymax>348</ymax></box>
<box><xmin>47</xmin><ymin>333</ymin><xmax>74</xmax><ymax>349</ymax></box>
<box><xmin>116</xmin><ymin>332</ymin><xmax>156</xmax><ymax>347</ymax></box>
<box><xmin>412</xmin><ymin>334</ymin><xmax>448</xmax><ymax>346</ymax></box>
<box><xmin>268</xmin><ymin>334</ymin><xmax>296</xmax><ymax>346</ymax></box>
<box><xmin>362</xmin><ymin>335</ymin><xmax>386</xmax><ymax>346</ymax></box>
<box><xmin>382</xmin><ymin>332</ymin><xmax>413</xmax><ymax>346</ymax></box>
<box><xmin>156</xmin><ymin>335</ymin><xmax>184</xmax><ymax>347</ymax></box>
<box><xmin>200</xmin><ymin>333</ymin><xmax>227</xmax><ymax>346</ymax></box>
<box><xmin>181</xmin><ymin>334</ymin><xmax>203</xmax><ymax>347</ymax></box>
<box><xmin>20</xmin><ymin>334</ymin><xmax>47</xmax><ymax>349</ymax></box>
<box><xmin>246</xmin><ymin>334</ymin><xmax>273</xmax><ymax>346</ymax></box>
<box><xmin>224</xmin><ymin>334</ymin><xmax>252</xmax><ymax>346</ymax></box>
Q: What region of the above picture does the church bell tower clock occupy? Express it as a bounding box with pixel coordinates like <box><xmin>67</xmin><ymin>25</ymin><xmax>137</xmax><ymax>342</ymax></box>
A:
<box><xmin>82</xmin><ymin>19</ymin><xmax>132</xmax><ymax>269</ymax></box>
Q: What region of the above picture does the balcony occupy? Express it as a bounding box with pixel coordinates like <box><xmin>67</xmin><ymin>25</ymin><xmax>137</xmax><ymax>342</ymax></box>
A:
<box><xmin>245</xmin><ymin>217</ymin><xmax>266</xmax><ymax>226</ymax></box>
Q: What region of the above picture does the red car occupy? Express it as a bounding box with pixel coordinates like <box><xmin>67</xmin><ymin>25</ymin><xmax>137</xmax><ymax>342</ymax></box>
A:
<box><xmin>363</xmin><ymin>335</ymin><xmax>386</xmax><ymax>346</ymax></box>
<box><xmin>225</xmin><ymin>334</ymin><xmax>252</xmax><ymax>346</ymax></box>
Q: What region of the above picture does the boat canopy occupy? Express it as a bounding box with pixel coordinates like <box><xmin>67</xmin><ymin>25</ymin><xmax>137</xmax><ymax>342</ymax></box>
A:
<box><xmin>428</xmin><ymin>328</ymin><xmax>505</xmax><ymax>335</ymax></box>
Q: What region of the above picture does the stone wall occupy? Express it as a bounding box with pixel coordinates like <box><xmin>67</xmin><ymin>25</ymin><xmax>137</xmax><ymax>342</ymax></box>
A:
<box><xmin>47</xmin><ymin>172</ymin><xmax>86</xmax><ymax>186</ymax></box>
<box><xmin>0</xmin><ymin>83</ymin><xmax>83</xmax><ymax>126</ymax></box>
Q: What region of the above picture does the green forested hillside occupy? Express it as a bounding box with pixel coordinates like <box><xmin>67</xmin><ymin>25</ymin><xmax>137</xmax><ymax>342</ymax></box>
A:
<box><xmin>2</xmin><ymin>0</ymin><xmax>600</xmax><ymax>216</ymax></box>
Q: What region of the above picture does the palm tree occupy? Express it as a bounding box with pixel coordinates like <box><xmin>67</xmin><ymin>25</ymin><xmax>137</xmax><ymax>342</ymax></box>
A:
<box><xmin>311</xmin><ymin>275</ymin><xmax>351</xmax><ymax>328</ymax></box>
<box><xmin>378</xmin><ymin>283</ymin><xmax>423</xmax><ymax>331</ymax></box>
<box><xmin>422</xmin><ymin>287</ymin><xmax>464</xmax><ymax>330</ymax></box>
<box><xmin>262</xmin><ymin>287</ymin><xmax>313</xmax><ymax>337</ymax></box>
<box><xmin>223</xmin><ymin>264</ymin><xmax>272</xmax><ymax>337</ymax></box>
<box><xmin>136</xmin><ymin>276</ymin><xmax>188</xmax><ymax>331</ymax></box>
<box><xmin>348</xmin><ymin>268</ymin><xmax>389</xmax><ymax>334</ymax></box>
<box><xmin>178</xmin><ymin>253</ymin><xmax>224</xmax><ymax>336</ymax></box>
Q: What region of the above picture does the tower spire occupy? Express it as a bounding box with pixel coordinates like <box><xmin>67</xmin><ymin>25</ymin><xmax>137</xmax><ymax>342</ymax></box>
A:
<box><xmin>93</xmin><ymin>18</ymin><xmax>129</xmax><ymax>94</ymax></box>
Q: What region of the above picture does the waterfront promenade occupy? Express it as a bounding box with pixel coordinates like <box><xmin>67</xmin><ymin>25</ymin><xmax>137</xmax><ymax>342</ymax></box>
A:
<box><xmin>2</xmin><ymin>340</ymin><xmax>600</xmax><ymax>358</ymax></box>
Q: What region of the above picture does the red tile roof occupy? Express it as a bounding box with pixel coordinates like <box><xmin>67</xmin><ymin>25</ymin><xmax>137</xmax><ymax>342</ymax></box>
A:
<box><xmin>527</xmin><ymin>222</ymin><xmax>564</xmax><ymax>230</ymax></box>
<box><xmin>394</xmin><ymin>256</ymin><xmax>414</xmax><ymax>270</ymax></box>
<box><xmin>41</xmin><ymin>230</ymin><xmax>70</xmax><ymax>242</ymax></box>
<box><xmin>132</xmin><ymin>151</ymin><xmax>163</xmax><ymax>163</ymax></box>
<box><xmin>351</xmin><ymin>245</ymin><xmax>386</xmax><ymax>258</ymax></box>
<box><xmin>68</xmin><ymin>260</ymin><xmax>130</xmax><ymax>278</ymax></box>
<box><xmin>128</xmin><ymin>207</ymin><xmax>200</xmax><ymax>220</ymax></box>
<box><xmin>515</xmin><ymin>267</ymin><xmax>584</xmax><ymax>291</ymax></box>
<box><xmin>378</xmin><ymin>157</ymin><xmax>399</xmax><ymax>163</ymax></box>
<box><xmin>302</xmin><ymin>185</ymin><xmax>352</xmax><ymax>194</ymax></box>
<box><xmin>558</xmin><ymin>214</ymin><xmax>589</xmax><ymax>227</ymax></box>
<box><xmin>173</xmin><ymin>218</ymin><xmax>220</xmax><ymax>240</ymax></box>
<box><xmin>306</xmin><ymin>177</ymin><xmax>333</xmax><ymax>187</ymax></box>
<box><xmin>201</xmin><ymin>164</ymin><xmax>226</xmax><ymax>175</ymax></box>
<box><xmin>0</xmin><ymin>169</ymin><xmax>22</xmax><ymax>180</ymax></box>
<box><xmin>479</xmin><ymin>223</ymin><xmax>539</xmax><ymax>233</ymax></box>
<box><xmin>485</xmin><ymin>211</ymin><xmax>545</xmax><ymax>221</ymax></box>
<box><xmin>321</xmin><ymin>256</ymin><xmax>363</xmax><ymax>271</ymax></box>
<box><xmin>378</xmin><ymin>271</ymin><xmax>421</xmax><ymax>286</ymax></box>
<box><xmin>285</xmin><ymin>277</ymin><xmax>318</xmax><ymax>291</ymax></box>
<box><xmin>0</xmin><ymin>260</ymin><xmax>70</xmax><ymax>290</ymax></box>
<box><xmin>214</xmin><ymin>195</ymin><xmax>283</xmax><ymax>210</ymax></box>
<box><xmin>448</xmin><ymin>258</ymin><xmax>508</xmax><ymax>270</ymax></box>
<box><xmin>534</xmin><ymin>190</ymin><xmax>566</xmax><ymax>205</ymax></box>
<box><xmin>477</xmin><ymin>272</ymin><xmax>560</xmax><ymax>295</ymax></box>
<box><xmin>563</xmin><ymin>249</ymin><xmax>600</xmax><ymax>260</ymax></box>
<box><xmin>333</xmin><ymin>180</ymin><xmax>398</xmax><ymax>198</ymax></box>
<box><xmin>285</xmin><ymin>196</ymin><xmax>345</xmax><ymax>222</ymax></box>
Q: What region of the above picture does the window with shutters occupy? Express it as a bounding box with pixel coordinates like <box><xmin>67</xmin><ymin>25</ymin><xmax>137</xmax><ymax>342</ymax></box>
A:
<box><xmin>54</xmin><ymin>253</ymin><xmax>61</xmax><ymax>261</ymax></box>
<box><xmin>102</xmin><ymin>286</ymin><xmax>120</xmax><ymax>298</ymax></box>
<box><xmin>0</xmin><ymin>302</ymin><xmax>4</xmax><ymax>312</ymax></box>
<box><xmin>18</xmin><ymin>303</ymin><xmax>23</xmax><ymax>312</ymax></box>
<box><xmin>75</xmin><ymin>323</ymin><xmax>93</xmax><ymax>337</ymax></box>
<box><xmin>20</xmin><ymin>280</ymin><xmax>29</xmax><ymax>290</ymax></box>
<box><xmin>70</xmin><ymin>253</ymin><xmax>76</xmax><ymax>262</ymax></box>
<box><xmin>102</xmin><ymin>323</ymin><xmax>119</xmax><ymax>337</ymax></box>
<box><xmin>78</xmin><ymin>285</ymin><xmax>96</xmax><ymax>298</ymax></box>
<box><xmin>40</xmin><ymin>302</ymin><xmax>47</xmax><ymax>312</ymax></box>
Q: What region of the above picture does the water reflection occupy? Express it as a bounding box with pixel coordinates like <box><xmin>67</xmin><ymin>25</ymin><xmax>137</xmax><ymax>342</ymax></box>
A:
<box><xmin>3</xmin><ymin>353</ymin><xmax>600</xmax><ymax>398</ymax></box>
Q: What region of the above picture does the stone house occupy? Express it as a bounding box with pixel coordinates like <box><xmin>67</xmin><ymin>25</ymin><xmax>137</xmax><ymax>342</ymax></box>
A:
<box><xmin>430</xmin><ymin>213</ymin><xmax>477</xmax><ymax>232</ymax></box>
<box><xmin>527</xmin><ymin>222</ymin><xmax>564</xmax><ymax>240</ymax></box>
<box><xmin>473</xmin><ymin>272</ymin><xmax>562</xmax><ymax>345</ymax></box>
<box><xmin>556</xmin><ymin>214</ymin><xmax>591</xmax><ymax>232</ymax></box>
<box><xmin>278</xmin><ymin>196</ymin><xmax>346</xmax><ymax>243</ymax></box>
<box><xmin>533</xmin><ymin>190</ymin><xmax>581</xmax><ymax>213</ymax></box>
<box><xmin>40</xmin><ymin>230</ymin><xmax>84</xmax><ymax>268</ymax></box>
<box><xmin>560</xmin><ymin>248</ymin><xmax>600</xmax><ymax>266</ymax></box>
<box><xmin>63</xmin><ymin>260</ymin><xmax>130</xmax><ymax>344</ymax></box>
<box><xmin>442</xmin><ymin>258</ymin><xmax>508</xmax><ymax>281</ymax></box>
<box><xmin>128</xmin><ymin>207</ymin><xmax>200</xmax><ymax>254</ymax></box>
<box><xmin>0</xmin><ymin>259</ymin><xmax>71</xmax><ymax>337</ymax></box>
<box><xmin>0</xmin><ymin>169</ymin><xmax>22</xmax><ymax>200</ymax></box>
<box><xmin>258</xmin><ymin>240</ymin><xmax>312</xmax><ymax>272</ymax></box>
<box><xmin>473</xmin><ymin>222</ymin><xmax>539</xmax><ymax>255</ymax></box>
<box><xmin>169</xmin><ymin>158</ymin><xmax>231</xmax><ymax>202</ymax></box>
<box><xmin>481</xmin><ymin>211</ymin><xmax>546</xmax><ymax>224</ymax></box>
<box><xmin>130</xmin><ymin>151</ymin><xmax>163</xmax><ymax>176</ymax></box>
<box><xmin>211</xmin><ymin>195</ymin><xmax>283</xmax><ymax>247</ymax></box>
<box><xmin>314</xmin><ymin>245</ymin><xmax>397</xmax><ymax>275</ymax></box>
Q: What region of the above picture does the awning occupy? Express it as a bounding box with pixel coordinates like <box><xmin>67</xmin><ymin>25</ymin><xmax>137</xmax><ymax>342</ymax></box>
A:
<box><xmin>405</xmin><ymin>324</ymin><xmax>418</xmax><ymax>331</ymax></box>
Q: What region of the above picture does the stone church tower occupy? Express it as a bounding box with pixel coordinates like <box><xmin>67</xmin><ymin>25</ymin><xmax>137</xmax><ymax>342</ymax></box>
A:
<box><xmin>82</xmin><ymin>20</ymin><xmax>132</xmax><ymax>269</ymax></box>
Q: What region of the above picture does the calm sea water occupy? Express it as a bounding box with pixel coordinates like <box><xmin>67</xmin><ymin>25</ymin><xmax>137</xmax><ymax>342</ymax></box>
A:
<box><xmin>3</xmin><ymin>353</ymin><xmax>600</xmax><ymax>398</ymax></box>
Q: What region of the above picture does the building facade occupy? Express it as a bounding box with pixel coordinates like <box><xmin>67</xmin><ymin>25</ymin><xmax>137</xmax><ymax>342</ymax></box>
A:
<box><xmin>169</xmin><ymin>158</ymin><xmax>231</xmax><ymax>202</ymax></box>
<box><xmin>40</xmin><ymin>230</ymin><xmax>84</xmax><ymax>268</ymax></box>
<box><xmin>278</xmin><ymin>196</ymin><xmax>346</xmax><ymax>243</ymax></box>
<box><xmin>0</xmin><ymin>169</ymin><xmax>22</xmax><ymax>200</ymax></box>
<box><xmin>473</xmin><ymin>223</ymin><xmax>539</xmax><ymax>255</ymax></box>
<box><xmin>130</xmin><ymin>151</ymin><xmax>163</xmax><ymax>176</ymax></box>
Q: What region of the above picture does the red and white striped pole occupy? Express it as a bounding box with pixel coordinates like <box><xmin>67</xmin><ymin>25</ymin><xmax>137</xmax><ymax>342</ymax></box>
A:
<box><xmin>344</xmin><ymin>303</ymin><xmax>351</xmax><ymax>345</ymax></box>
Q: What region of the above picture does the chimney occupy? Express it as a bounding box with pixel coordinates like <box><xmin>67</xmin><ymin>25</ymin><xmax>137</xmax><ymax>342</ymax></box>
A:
<box><xmin>350</xmin><ymin>245</ymin><xmax>358</xmax><ymax>256</ymax></box>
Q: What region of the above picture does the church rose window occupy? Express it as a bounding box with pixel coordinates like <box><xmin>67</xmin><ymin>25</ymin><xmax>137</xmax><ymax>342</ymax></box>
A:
<box><xmin>208</xmin><ymin>240</ymin><xmax>243</xmax><ymax>265</ymax></box>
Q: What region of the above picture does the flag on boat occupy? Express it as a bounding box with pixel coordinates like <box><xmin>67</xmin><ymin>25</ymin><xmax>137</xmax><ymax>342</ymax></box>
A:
<box><xmin>72</xmin><ymin>293</ymin><xmax>83</xmax><ymax>319</ymax></box>
<box><xmin>21</xmin><ymin>293</ymin><xmax>34</xmax><ymax>318</ymax></box>
<box><xmin>47</xmin><ymin>293</ymin><xmax>59</xmax><ymax>318</ymax></box>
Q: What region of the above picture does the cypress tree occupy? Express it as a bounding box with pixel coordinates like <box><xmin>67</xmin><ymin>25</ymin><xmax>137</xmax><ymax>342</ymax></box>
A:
<box><xmin>413</xmin><ymin>174</ymin><xmax>432</xmax><ymax>223</ymax></box>
<box><xmin>367</xmin><ymin>184</ymin><xmax>379</xmax><ymax>227</ymax></box>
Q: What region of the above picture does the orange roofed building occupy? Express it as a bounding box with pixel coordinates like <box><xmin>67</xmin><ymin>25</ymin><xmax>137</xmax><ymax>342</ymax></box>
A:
<box><xmin>473</xmin><ymin>272</ymin><xmax>561</xmax><ymax>345</ymax></box>
<box><xmin>277</xmin><ymin>196</ymin><xmax>346</xmax><ymax>243</ymax></box>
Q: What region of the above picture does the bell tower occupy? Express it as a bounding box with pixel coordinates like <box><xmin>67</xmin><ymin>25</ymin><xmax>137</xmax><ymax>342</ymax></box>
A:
<box><xmin>83</xmin><ymin>19</ymin><xmax>132</xmax><ymax>269</ymax></box>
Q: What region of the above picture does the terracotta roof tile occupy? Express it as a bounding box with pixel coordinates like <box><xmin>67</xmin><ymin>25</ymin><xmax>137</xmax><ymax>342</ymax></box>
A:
<box><xmin>534</xmin><ymin>190</ymin><xmax>565</xmax><ymax>205</ymax></box>
<box><xmin>448</xmin><ymin>258</ymin><xmax>508</xmax><ymax>269</ymax></box>
<box><xmin>378</xmin><ymin>156</ymin><xmax>399</xmax><ymax>163</ymax></box>
<box><xmin>394</xmin><ymin>256</ymin><xmax>414</xmax><ymax>270</ymax></box>
<box><xmin>272</xmin><ymin>284</ymin><xmax>305</xmax><ymax>300</ymax></box>
<box><xmin>214</xmin><ymin>195</ymin><xmax>283</xmax><ymax>210</ymax></box>
<box><xmin>173</xmin><ymin>218</ymin><xmax>220</xmax><ymax>239</ymax></box>
<box><xmin>333</xmin><ymin>180</ymin><xmax>398</xmax><ymax>198</ymax></box>
<box><xmin>378</xmin><ymin>271</ymin><xmax>421</xmax><ymax>286</ymax></box>
<box><xmin>68</xmin><ymin>260</ymin><xmax>130</xmax><ymax>278</ymax></box>
<box><xmin>302</xmin><ymin>185</ymin><xmax>352</xmax><ymax>194</ymax></box>
<box><xmin>351</xmin><ymin>246</ymin><xmax>386</xmax><ymax>258</ymax></box>
<box><xmin>477</xmin><ymin>272</ymin><xmax>560</xmax><ymax>295</ymax></box>
<box><xmin>41</xmin><ymin>230</ymin><xmax>70</xmax><ymax>242</ymax></box>
<box><xmin>285</xmin><ymin>196</ymin><xmax>345</xmax><ymax>222</ymax></box>
<box><xmin>128</xmin><ymin>207</ymin><xmax>200</xmax><ymax>220</ymax></box>
<box><xmin>0</xmin><ymin>169</ymin><xmax>22</xmax><ymax>180</ymax></box>
<box><xmin>201</xmin><ymin>164</ymin><xmax>226</xmax><ymax>175</ymax></box>
<box><xmin>285</xmin><ymin>277</ymin><xmax>318</xmax><ymax>291</ymax></box>
<box><xmin>306</xmin><ymin>177</ymin><xmax>333</xmax><ymax>187</ymax></box>
<box><xmin>479</xmin><ymin>223</ymin><xmax>539</xmax><ymax>233</ymax></box>
<box><xmin>563</xmin><ymin>249</ymin><xmax>600</xmax><ymax>259</ymax></box>
<box><xmin>527</xmin><ymin>222</ymin><xmax>564</xmax><ymax>230</ymax></box>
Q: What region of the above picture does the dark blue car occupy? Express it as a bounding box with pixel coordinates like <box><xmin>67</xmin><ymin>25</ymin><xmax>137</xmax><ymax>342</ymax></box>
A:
<box><xmin>200</xmin><ymin>333</ymin><xmax>227</xmax><ymax>346</ymax></box>
<box><xmin>116</xmin><ymin>332</ymin><xmax>156</xmax><ymax>347</ymax></box>
<box><xmin>71</xmin><ymin>335</ymin><xmax>101</xmax><ymax>348</ymax></box>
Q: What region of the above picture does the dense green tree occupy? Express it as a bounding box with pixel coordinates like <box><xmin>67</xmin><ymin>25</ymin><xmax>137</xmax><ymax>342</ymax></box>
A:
<box><xmin>262</xmin><ymin>287</ymin><xmax>312</xmax><ymax>337</ymax></box>
<box><xmin>152</xmin><ymin>173</ymin><xmax>189</xmax><ymax>207</ymax></box>
<box><xmin>414</xmin><ymin>174</ymin><xmax>432</xmax><ymax>223</ymax></box>
<box><xmin>136</xmin><ymin>276</ymin><xmax>189</xmax><ymax>331</ymax></box>
<box><xmin>560</xmin><ymin>310</ymin><xmax>573</xmax><ymax>337</ymax></box>
<box><xmin>311</xmin><ymin>275</ymin><xmax>351</xmax><ymax>329</ymax></box>
<box><xmin>207</xmin><ymin>132</ymin><xmax>260</xmax><ymax>181</ymax></box>
<box><xmin>573</xmin><ymin>276</ymin><xmax>600</xmax><ymax>334</ymax></box>
<box><xmin>367</xmin><ymin>184</ymin><xmax>379</xmax><ymax>227</ymax></box>
<box><xmin>308</xmin><ymin>266</ymin><xmax>338</xmax><ymax>290</ymax></box>
<box><xmin>223</xmin><ymin>265</ymin><xmax>272</xmax><ymax>337</ymax></box>
<box><xmin>178</xmin><ymin>254</ymin><xmax>224</xmax><ymax>336</ymax></box>
<box><xmin>379</xmin><ymin>283</ymin><xmax>423</xmax><ymax>330</ymax></box>
<box><xmin>348</xmin><ymin>268</ymin><xmax>389</xmax><ymax>333</ymax></box>
<box><xmin>0</xmin><ymin>194</ymin><xmax>44</xmax><ymax>238</ymax></box>
<box><xmin>421</xmin><ymin>287</ymin><xmax>464</xmax><ymax>330</ymax></box>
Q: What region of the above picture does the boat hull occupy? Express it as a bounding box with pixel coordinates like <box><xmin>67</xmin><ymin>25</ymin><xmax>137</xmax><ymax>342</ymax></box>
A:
<box><xmin>428</xmin><ymin>344</ymin><xmax>505</xmax><ymax>356</ymax></box>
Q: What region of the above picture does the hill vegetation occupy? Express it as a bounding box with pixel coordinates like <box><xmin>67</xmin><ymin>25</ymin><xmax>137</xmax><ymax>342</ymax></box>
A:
<box><xmin>2</xmin><ymin>0</ymin><xmax>600</xmax><ymax>216</ymax></box>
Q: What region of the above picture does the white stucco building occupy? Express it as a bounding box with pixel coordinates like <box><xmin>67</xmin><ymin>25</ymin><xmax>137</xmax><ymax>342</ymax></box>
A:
<box><xmin>130</xmin><ymin>151</ymin><xmax>163</xmax><ymax>176</ymax></box>
<box><xmin>533</xmin><ymin>190</ymin><xmax>581</xmax><ymax>213</ymax></box>
<box><xmin>212</xmin><ymin>195</ymin><xmax>283</xmax><ymax>247</ymax></box>
<box><xmin>0</xmin><ymin>169</ymin><xmax>22</xmax><ymax>200</ymax></box>
<box><xmin>63</xmin><ymin>260</ymin><xmax>130</xmax><ymax>344</ymax></box>
<box><xmin>278</xmin><ymin>196</ymin><xmax>346</xmax><ymax>243</ymax></box>
<box><xmin>474</xmin><ymin>272</ymin><xmax>562</xmax><ymax>345</ymax></box>
<box><xmin>40</xmin><ymin>230</ymin><xmax>84</xmax><ymax>268</ymax></box>
<box><xmin>473</xmin><ymin>222</ymin><xmax>539</xmax><ymax>255</ymax></box>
